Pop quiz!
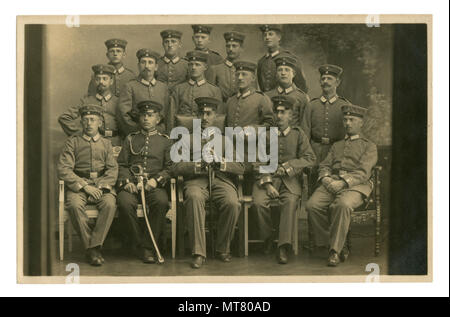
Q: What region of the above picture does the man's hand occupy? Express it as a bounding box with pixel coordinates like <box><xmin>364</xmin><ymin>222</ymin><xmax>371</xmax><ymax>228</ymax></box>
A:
<box><xmin>124</xmin><ymin>183</ymin><xmax>138</xmax><ymax>194</ymax></box>
<box><xmin>264</xmin><ymin>183</ymin><xmax>279</xmax><ymax>199</ymax></box>
<box><xmin>326</xmin><ymin>180</ymin><xmax>347</xmax><ymax>194</ymax></box>
<box><xmin>145</xmin><ymin>178</ymin><xmax>158</xmax><ymax>191</ymax></box>
<box><xmin>275</xmin><ymin>166</ymin><xmax>286</xmax><ymax>177</ymax></box>
<box><xmin>321</xmin><ymin>176</ymin><xmax>333</xmax><ymax>187</ymax></box>
<box><xmin>83</xmin><ymin>185</ymin><xmax>103</xmax><ymax>200</ymax></box>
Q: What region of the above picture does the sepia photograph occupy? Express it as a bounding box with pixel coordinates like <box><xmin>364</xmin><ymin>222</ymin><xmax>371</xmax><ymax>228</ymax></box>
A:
<box><xmin>17</xmin><ymin>14</ymin><xmax>432</xmax><ymax>284</ymax></box>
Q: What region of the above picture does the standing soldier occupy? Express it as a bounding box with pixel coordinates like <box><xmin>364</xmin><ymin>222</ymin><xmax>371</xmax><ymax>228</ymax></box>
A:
<box><xmin>209</xmin><ymin>31</ymin><xmax>245</xmax><ymax>102</ymax></box>
<box><xmin>266</xmin><ymin>54</ymin><xmax>309</xmax><ymax>127</ymax></box>
<box><xmin>116</xmin><ymin>100</ymin><xmax>173</xmax><ymax>264</ymax></box>
<box><xmin>252</xmin><ymin>96</ymin><xmax>315</xmax><ymax>264</ymax></box>
<box><xmin>191</xmin><ymin>24</ymin><xmax>224</xmax><ymax>82</ymax></box>
<box><xmin>59</xmin><ymin>64</ymin><xmax>122</xmax><ymax>146</ymax></box>
<box><xmin>171</xmin><ymin>97</ymin><xmax>244</xmax><ymax>269</ymax></box>
<box><xmin>301</xmin><ymin>64</ymin><xmax>351</xmax><ymax>164</ymax></box>
<box><xmin>156</xmin><ymin>29</ymin><xmax>189</xmax><ymax>91</ymax></box>
<box><xmin>306</xmin><ymin>105</ymin><xmax>377</xmax><ymax>267</ymax></box>
<box><xmin>57</xmin><ymin>105</ymin><xmax>118</xmax><ymax>266</ymax></box>
<box><xmin>168</xmin><ymin>50</ymin><xmax>222</xmax><ymax>131</ymax></box>
<box><xmin>257</xmin><ymin>24</ymin><xmax>308</xmax><ymax>93</ymax></box>
<box><xmin>118</xmin><ymin>49</ymin><xmax>170</xmax><ymax>136</ymax></box>
<box><xmin>87</xmin><ymin>39</ymin><xmax>136</xmax><ymax>98</ymax></box>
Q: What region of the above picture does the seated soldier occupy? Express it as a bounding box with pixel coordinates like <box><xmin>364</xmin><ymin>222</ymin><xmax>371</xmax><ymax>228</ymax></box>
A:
<box><xmin>57</xmin><ymin>105</ymin><xmax>118</xmax><ymax>266</ymax></box>
<box><xmin>171</xmin><ymin>97</ymin><xmax>244</xmax><ymax>269</ymax></box>
<box><xmin>116</xmin><ymin>100</ymin><xmax>173</xmax><ymax>264</ymax></box>
<box><xmin>306</xmin><ymin>104</ymin><xmax>378</xmax><ymax>267</ymax></box>
<box><xmin>252</xmin><ymin>95</ymin><xmax>316</xmax><ymax>264</ymax></box>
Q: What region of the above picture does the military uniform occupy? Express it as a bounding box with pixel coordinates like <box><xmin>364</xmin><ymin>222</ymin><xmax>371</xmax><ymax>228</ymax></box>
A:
<box><xmin>253</xmin><ymin>97</ymin><xmax>316</xmax><ymax>251</ymax></box>
<box><xmin>171</xmin><ymin>97</ymin><xmax>244</xmax><ymax>261</ymax></box>
<box><xmin>57</xmin><ymin>105</ymin><xmax>118</xmax><ymax>256</ymax></box>
<box><xmin>306</xmin><ymin>105</ymin><xmax>378</xmax><ymax>259</ymax></box>
<box><xmin>59</xmin><ymin>65</ymin><xmax>122</xmax><ymax>146</ymax></box>
<box><xmin>116</xmin><ymin>101</ymin><xmax>173</xmax><ymax>258</ymax></box>
<box><xmin>156</xmin><ymin>30</ymin><xmax>189</xmax><ymax>91</ymax></box>
<box><xmin>87</xmin><ymin>39</ymin><xmax>136</xmax><ymax>98</ymax></box>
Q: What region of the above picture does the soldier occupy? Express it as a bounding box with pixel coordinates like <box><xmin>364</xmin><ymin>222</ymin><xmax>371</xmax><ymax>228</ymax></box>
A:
<box><xmin>225</xmin><ymin>61</ymin><xmax>275</xmax><ymax>129</ymax></box>
<box><xmin>168</xmin><ymin>50</ymin><xmax>222</xmax><ymax>132</ymax></box>
<box><xmin>301</xmin><ymin>64</ymin><xmax>351</xmax><ymax>164</ymax></box>
<box><xmin>59</xmin><ymin>64</ymin><xmax>122</xmax><ymax>146</ymax></box>
<box><xmin>156</xmin><ymin>29</ymin><xmax>189</xmax><ymax>91</ymax></box>
<box><xmin>306</xmin><ymin>104</ymin><xmax>378</xmax><ymax>267</ymax></box>
<box><xmin>209</xmin><ymin>31</ymin><xmax>245</xmax><ymax>102</ymax></box>
<box><xmin>191</xmin><ymin>24</ymin><xmax>224</xmax><ymax>82</ymax></box>
<box><xmin>266</xmin><ymin>54</ymin><xmax>309</xmax><ymax>128</ymax></box>
<box><xmin>171</xmin><ymin>97</ymin><xmax>244</xmax><ymax>269</ymax></box>
<box><xmin>87</xmin><ymin>39</ymin><xmax>136</xmax><ymax>98</ymax></box>
<box><xmin>116</xmin><ymin>100</ymin><xmax>173</xmax><ymax>264</ymax></box>
<box><xmin>57</xmin><ymin>105</ymin><xmax>118</xmax><ymax>266</ymax></box>
<box><xmin>118</xmin><ymin>48</ymin><xmax>170</xmax><ymax>136</ymax></box>
<box><xmin>257</xmin><ymin>24</ymin><xmax>308</xmax><ymax>93</ymax></box>
<box><xmin>252</xmin><ymin>96</ymin><xmax>316</xmax><ymax>264</ymax></box>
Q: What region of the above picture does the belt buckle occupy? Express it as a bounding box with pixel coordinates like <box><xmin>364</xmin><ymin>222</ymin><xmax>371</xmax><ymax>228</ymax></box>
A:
<box><xmin>105</xmin><ymin>130</ymin><xmax>113</xmax><ymax>137</ymax></box>
<box><xmin>321</xmin><ymin>137</ymin><xmax>330</xmax><ymax>145</ymax></box>
<box><xmin>89</xmin><ymin>172</ymin><xmax>98</xmax><ymax>179</ymax></box>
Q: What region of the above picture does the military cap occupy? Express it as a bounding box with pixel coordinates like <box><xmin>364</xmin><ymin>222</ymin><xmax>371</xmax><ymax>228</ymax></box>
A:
<box><xmin>104</xmin><ymin>38</ymin><xmax>127</xmax><ymax>50</ymax></box>
<box><xmin>274</xmin><ymin>55</ymin><xmax>298</xmax><ymax>70</ymax></box>
<box><xmin>234</xmin><ymin>61</ymin><xmax>257</xmax><ymax>73</ymax></box>
<box><xmin>160</xmin><ymin>29</ymin><xmax>183</xmax><ymax>39</ymax></box>
<box><xmin>186</xmin><ymin>50</ymin><xmax>208</xmax><ymax>63</ymax></box>
<box><xmin>259</xmin><ymin>24</ymin><xmax>282</xmax><ymax>33</ymax></box>
<box><xmin>223</xmin><ymin>31</ymin><xmax>245</xmax><ymax>43</ymax></box>
<box><xmin>136</xmin><ymin>100</ymin><xmax>163</xmax><ymax>114</ymax></box>
<box><xmin>79</xmin><ymin>104</ymin><xmax>104</xmax><ymax>117</ymax></box>
<box><xmin>319</xmin><ymin>64</ymin><xmax>344</xmax><ymax>78</ymax></box>
<box><xmin>195</xmin><ymin>97</ymin><xmax>220</xmax><ymax>112</ymax></box>
<box><xmin>91</xmin><ymin>64</ymin><xmax>116</xmax><ymax>76</ymax></box>
<box><xmin>192</xmin><ymin>25</ymin><xmax>213</xmax><ymax>34</ymax></box>
<box><xmin>136</xmin><ymin>48</ymin><xmax>160</xmax><ymax>61</ymax></box>
<box><xmin>271</xmin><ymin>95</ymin><xmax>294</xmax><ymax>111</ymax></box>
<box><xmin>341</xmin><ymin>104</ymin><xmax>367</xmax><ymax>118</ymax></box>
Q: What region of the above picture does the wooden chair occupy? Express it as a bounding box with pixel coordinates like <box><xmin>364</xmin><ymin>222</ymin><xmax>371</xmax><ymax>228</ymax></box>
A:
<box><xmin>307</xmin><ymin>166</ymin><xmax>383</xmax><ymax>256</ymax></box>
<box><xmin>58</xmin><ymin>178</ymin><xmax>177</xmax><ymax>260</ymax></box>
<box><xmin>238</xmin><ymin>172</ymin><xmax>308</xmax><ymax>256</ymax></box>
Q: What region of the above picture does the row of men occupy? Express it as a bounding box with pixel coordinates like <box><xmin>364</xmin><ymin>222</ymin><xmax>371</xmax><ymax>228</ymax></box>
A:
<box><xmin>57</xmin><ymin>95</ymin><xmax>377</xmax><ymax>269</ymax></box>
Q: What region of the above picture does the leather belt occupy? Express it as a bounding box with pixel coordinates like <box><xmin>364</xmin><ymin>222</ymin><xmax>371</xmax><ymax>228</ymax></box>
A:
<box><xmin>311</xmin><ymin>136</ymin><xmax>339</xmax><ymax>145</ymax></box>
<box><xmin>74</xmin><ymin>170</ymin><xmax>105</xmax><ymax>179</ymax></box>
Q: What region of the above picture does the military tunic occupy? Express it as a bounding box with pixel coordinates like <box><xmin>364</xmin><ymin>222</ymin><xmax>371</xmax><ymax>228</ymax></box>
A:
<box><xmin>116</xmin><ymin>129</ymin><xmax>173</xmax><ymax>251</ymax></box>
<box><xmin>266</xmin><ymin>84</ymin><xmax>309</xmax><ymax>127</ymax></box>
<box><xmin>301</xmin><ymin>95</ymin><xmax>350</xmax><ymax>164</ymax></box>
<box><xmin>306</xmin><ymin>134</ymin><xmax>378</xmax><ymax>253</ymax></box>
<box><xmin>168</xmin><ymin>79</ymin><xmax>223</xmax><ymax>131</ymax></box>
<box><xmin>171</xmin><ymin>134</ymin><xmax>244</xmax><ymax>257</ymax></box>
<box><xmin>253</xmin><ymin>126</ymin><xmax>316</xmax><ymax>246</ymax></box>
<box><xmin>156</xmin><ymin>55</ymin><xmax>189</xmax><ymax>91</ymax></box>
<box><xmin>57</xmin><ymin>133</ymin><xmax>118</xmax><ymax>250</ymax></box>
<box><xmin>118</xmin><ymin>77</ymin><xmax>170</xmax><ymax>136</ymax></box>
<box><xmin>88</xmin><ymin>64</ymin><xmax>136</xmax><ymax>98</ymax></box>
<box><xmin>209</xmin><ymin>59</ymin><xmax>238</xmax><ymax>102</ymax></box>
<box><xmin>257</xmin><ymin>49</ymin><xmax>308</xmax><ymax>93</ymax></box>
<box><xmin>58</xmin><ymin>93</ymin><xmax>122</xmax><ymax>146</ymax></box>
<box><xmin>195</xmin><ymin>48</ymin><xmax>224</xmax><ymax>83</ymax></box>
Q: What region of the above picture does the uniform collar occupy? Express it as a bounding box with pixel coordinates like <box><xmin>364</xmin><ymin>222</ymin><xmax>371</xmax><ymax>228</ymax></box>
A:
<box><xmin>237</xmin><ymin>88</ymin><xmax>252</xmax><ymax>99</ymax></box>
<box><xmin>140</xmin><ymin>77</ymin><xmax>157</xmax><ymax>87</ymax></box>
<box><xmin>141</xmin><ymin>129</ymin><xmax>158</xmax><ymax>136</ymax></box>
<box><xmin>96</xmin><ymin>93</ymin><xmax>112</xmax><ymax>101</ymax></box>
<box><xmin>320</xmin><ymin>95</ymin><xmax>338</xmax><ymax>104</ymax></box>
<box><xmin>277</xmin><ymin>85</ymin><xmax>294</xmax><ymax>94</ymax></box>
<box><xmin>195</xmin><ymin>48</ymin><xmax>210</xmax><ymax>54</ymax></box>
<box><xmin>224</xmin><ymin>59</ymin><xmax>233</xmax><ymax>67</ymax></box>
<box><xmin>109</xmin><ymin>63</ymin><xmax>125</xmax><ymax>74</ymax></box>
<box><xmin>163</xmin><ymin>55</ymin><xmax>180</xmax><ymax>64</ymax></box>
<box><xmin>82</xmin><ymin>133</ymin><xmax>101</xmax><ymax>142</ymax></box>
<box><xmin>345</xmin><ymin>134</ymin><xmax>360</xmax><ymax>141</ymax></box>
<box><xmin>188</xmin><ymin>78</ymin><xmax>206</xmax><ymax>86</ymax></box>
<box><xmin>266</xmin><ymin>50</ymin><xmax>280</xmax><ymax>58</ymax></box>
<box><xmin>277</xmin><ymin>126</ymin><xmax>291</xmax><ymax>137</ymax></box>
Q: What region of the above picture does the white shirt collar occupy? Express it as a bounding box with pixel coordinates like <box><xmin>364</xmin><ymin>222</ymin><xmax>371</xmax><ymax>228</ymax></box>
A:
<box><xmin>116</xmin><ymin>66</ymin><xmax>125</xmax><ymax>74</ymax></box>
<box><xmin>277</xmin><ymin>85</ymin><xmax>293</xmax><ymax>94</ymax></box>
<box><xmin>320</xmin><ymin>95</ymin><xmax>338</xmax><ymax>104</ymax></box>
<box><xmin>163</xmin><ymin>55</ymin><xmax>180</xmax><ymax>64</ymax></box>
<box><xmin>266</xmin><ymin>50</ymin><xmax>280</xmax><ymax>58</ymax></box>
<box><xmin>224</xmin><ymin>59</ymin><xmax>233</xmax><ymax>67</ymax></box>
<box><xmin>96</xmin><ymin>93</ymin><xmax>112</xmax><ymax>101</ymax></box>
<box><xmin>278</xmin><ymin>126</ymin><xmax>291</xmax><ymax>137</ymax></box>
<box><xmin>188</xmin><ymin>78</ymin><xmax>206</xmax><ymax>86</ymax></box>
<box><xmin>237</xmin><ymin>89</ymin><xmax>252</xmax><ymax>99</ymax></box>
<box><xmin>82</xmin><ymin>133</ymin><xmax>101</xmax><ymax>142</ymax></box>
<box><xmin>345</xmin><ymin>134</ymin><xmax>360</xmax><ymax>141</ymax></box>
<box><xmin>140</xmin><ymin>78</ymin><xmax>156</xmax><ymax>86</ymax></box>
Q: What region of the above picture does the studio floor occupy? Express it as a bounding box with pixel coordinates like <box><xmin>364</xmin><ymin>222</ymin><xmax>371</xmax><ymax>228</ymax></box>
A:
<box><xmin>51</xmin><ymin>220</ymin><xmax>389</xmax><ymax>278</ymax></box>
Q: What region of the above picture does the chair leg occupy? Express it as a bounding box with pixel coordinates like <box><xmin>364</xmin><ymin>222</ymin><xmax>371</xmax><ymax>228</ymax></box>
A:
<box><xmin>244</xmin><ymin>203</ymin><xmax>249</xmax><ymax>257</ymax></box>
<box><xmin>59</xmin><ymin>212</ymin><xmax>64</xmax><ymax>261</ymax></box>
<box><xmin>68</xmin><ymin>218</ymin><xmax>73</xmax><ymax>253</ymax></box>
<box><xmin>171</xmin><ymin>206</ymin><xmax>176</xmax><ymax>260</ymax></box>
<box><xmin>237</xmin><ymin>206</ymin><xmax>245</xmax><ymax>257</ymax></box>
<box><xmin>375</xmin><ymin>217</ymin><xmax>381</xmax><ymax>256</ymax></box>
<box><xmin>176</xmin><ymin>202</ymin><xmax>185</xmax><ymax>258</ymax></box>
<box><xmin>307</xmin><ymin>212</ymin><xmax>315</xmax><ymax>254</ymax></box>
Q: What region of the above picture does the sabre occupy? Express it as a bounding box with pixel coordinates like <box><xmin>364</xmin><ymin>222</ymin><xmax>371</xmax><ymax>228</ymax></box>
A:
<box><xmin>131</xmin><ymin>165</ymin><xmax>165</xmax><ymax>264</ymax></box>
